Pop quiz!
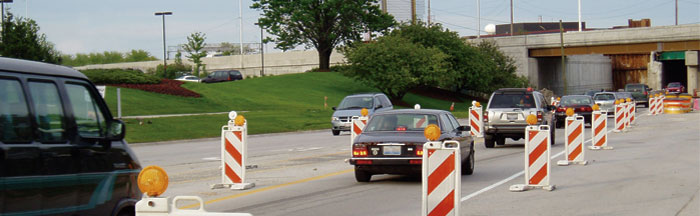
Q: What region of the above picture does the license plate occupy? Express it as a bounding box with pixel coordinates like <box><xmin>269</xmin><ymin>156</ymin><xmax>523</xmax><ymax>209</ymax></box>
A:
<box><xmin>507</xmin><ymin>113</ymin><xmax>518</xmax><ymax>121</ymax></box>
<box><xmin>383</xmin><ymin>146</ymin><xmax>401</xmax><ymax>155</ymax></box>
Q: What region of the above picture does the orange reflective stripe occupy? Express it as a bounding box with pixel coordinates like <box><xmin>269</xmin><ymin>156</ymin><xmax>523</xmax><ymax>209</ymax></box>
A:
<box><xmin>529</xmin><ymin>163</ymin><xmax>547</xmax><ymax>185</ymax></box>
<box><xmin>529</xmin><ymin>138</ymin><xmax>548</xmax><ymax>167</ymax></box>
<box><xmin>427</xmin><ymin>152</ymin><xmax>455</xmax><ymax>195</ymax></box>
<box><xmin>428</xmin><ymin>190</ymin><xmax>455</xmax><ymax>216</ymax></box>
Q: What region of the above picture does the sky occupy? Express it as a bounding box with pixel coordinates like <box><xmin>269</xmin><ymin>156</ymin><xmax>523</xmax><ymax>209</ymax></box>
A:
<box><xmin>3</xmin><ymin>0</ymin><xmax>699</xmax><ymax>59</ymax></box>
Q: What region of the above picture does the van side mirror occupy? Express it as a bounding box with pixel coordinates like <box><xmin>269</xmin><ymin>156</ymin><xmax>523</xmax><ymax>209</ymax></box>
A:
<box><xmin>457</xmin><ymin>125</ymin><xmax>470</xmax><ymax>132</ymax></box>
<box><xmin>332</xmin><ymin>107</ymin><xmax>336</xmax><ymax>111</ymax></box>
<box><xmin>107</xmin><ymin>120</ymin><xmax>126</xmax><ymax>141</ymax></box>
<box><xmin>375</xmin><ymin>105</ymin><xmax>383</xmax><ymax>109</ymax></box>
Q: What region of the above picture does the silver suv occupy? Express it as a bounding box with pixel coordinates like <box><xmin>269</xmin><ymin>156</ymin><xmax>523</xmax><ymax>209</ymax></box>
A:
<box><xmin>483</xmin><ymin>88</ymin><xmax>556</xmax><ymax>148</ymax></box>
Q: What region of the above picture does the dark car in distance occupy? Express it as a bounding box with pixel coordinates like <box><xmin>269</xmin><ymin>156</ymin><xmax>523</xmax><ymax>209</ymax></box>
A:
<box><xmin>555</xmin><ymin>95</ymin><xmax>594</xmax><ymax>127</ymax></box>
<box><xmin>666</xmin><ymin>82</ymin><xmax>685</xmax><ymax>93</ymax></box>
<box><xmin>201</xmin><ymin>70</ymin><xmax>243</xmax><ymax>83</ymax></box>
<box><xmin>625</xmin><ymin>83</ymin><xmax>651</xmax><ymax>107</ymax></box>
<box><xmin>348</xmin><ymin>109</ymin><xmax>474</xmax><ymax>182</ymax></box>
<box><xmin>0</xmin><ymin>57</ymin><xmax>141</xmax><ymax>216</ymax></box>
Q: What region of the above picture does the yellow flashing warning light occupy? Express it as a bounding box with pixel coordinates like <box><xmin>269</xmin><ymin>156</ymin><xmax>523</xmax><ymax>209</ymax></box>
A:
<box><xmin>424</xmin><ymin>124</ymin><xmax>441</xmax><ymax>141</ymax></box>
<box><xmin>361</xmin><ymin>108</ymin><xmax>369</xmax><ymax>117</ymax></box>
<box><xmin>626</xmin><ymin>98</ymin><xmax>631</xmax><ymax>103</ymax></box>
<box><xmin>566</xmin><ymin>108</ymin><xmax>575</xmax><ymax>117</ymax></box>
<box><xmin>137</xmin><ymin>166</ymin><xmax>169</xmax><ymax>197</ymax></box>
<box><xmin>592</xmin><ymin>104</ymin><xmax>600</xmax><ymax>111</ymax></box>
<box><xmin>556</xmin><ymin>97</ymin><xmax>561</xmax><ymax>101</ymax></box>
<box><xmin>234</xmin><ymin>115</ymin><xmax>246</xmax><ymax>126</ymax></box>
<box><xmin>615</xmin><ymin>99</ymin><xmax>621</xmax><ymax>105</ymax></box>
<box><xmin>526</xmin><ymin>114</ymin><xmax>538</xmax><ymax>125</ymax></box>
<box><xmin>475</xmin><ymin>102</ymin><xmax>481</xmax><ymax>107</ymax></box>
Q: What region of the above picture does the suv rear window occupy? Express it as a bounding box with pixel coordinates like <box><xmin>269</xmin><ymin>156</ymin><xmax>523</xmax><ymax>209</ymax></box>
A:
<box><xmin>626</xmin><ymin>85</ymin><xmax>645</xmax><ymax>92</ymax></box>
<box><xmin>489</xmin><ymin>93</ymin><xmax>536</xmax><ymax>109</ymax></box>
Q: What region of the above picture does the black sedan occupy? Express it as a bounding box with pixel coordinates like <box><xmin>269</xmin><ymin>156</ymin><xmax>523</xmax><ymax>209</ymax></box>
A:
<box><xmin>555</xmin><ymin>95</ymin><xmax>594</xmax><ymax>127</ymax></box>
<box><xmin>349</xmin><ymin>109</ymin><xmax>474</xmax><ymax>182</ymax></box>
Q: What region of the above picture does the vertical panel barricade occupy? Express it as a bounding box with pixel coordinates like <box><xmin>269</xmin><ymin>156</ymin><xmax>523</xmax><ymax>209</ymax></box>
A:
<box><xmin>422</xmin><ymin>141</ymin><xmax>460</xmax><ymax>216</ymax></box>
<box><xmin>613</xmin><ymin>104</ymin><xmax>626</xmax><ymax>133</ymax></box>
<box><xmin>588</xmin><ymin>111</ymin><xmax>613</xmax><ymax>150</ymax></box>
<box><xmin>469</xmin><ymin>105</ymin><xmax>483</xmax><ymax>138</ymax></box>
<box><xmin>558</xmin><ymin>115</ymin><xmax>588</xmax><ymax>166</ymax></box>
<box><xmin>630</xmin><ymin>103</ymin><xmax>636</xmax><ymax>125</ymax></box>
<box><xmin>350</xmin><ymin>116</ymin><xmax>368</xmax><ymax>155</ymax></box>
<box><xmin>624</xmin><ymin>103</ymin><xmax>631</xmax><ymax>128</ymax></box>
<box><xmin>655</xmin><ymin>96</ymin><xmax>664</xmax><ymax>115</ymax></box>
<box><xmin>211</xmin><ymin>112</ymin><xmax>255</xmax><ymax>190</ymax></box>
<box><xmin>510</xmin><ymin>125</ymin><xmax>555</xmax><ymax>192</ymax></box>
<box><xmin>648</xmin><ymin>97</ymin><xmax>656</xmax><ymax>115</ymax></box>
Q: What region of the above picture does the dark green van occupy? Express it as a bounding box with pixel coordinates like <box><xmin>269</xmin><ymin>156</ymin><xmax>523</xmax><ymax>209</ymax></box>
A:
<box><xmin>624</xmin><ymin>83</ymin><xmax>651</xmax><ymax>107</ymax></box>
<box><xmin>0</xmin><ymin>57</ymin><xmax>141</xmax><ymax>215</ymax></box>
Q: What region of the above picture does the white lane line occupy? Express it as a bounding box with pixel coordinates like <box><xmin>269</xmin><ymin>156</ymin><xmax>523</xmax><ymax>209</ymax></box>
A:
<box><xmin>460</xmin><ymin>139</ymin><xmax>588</xmax><ymax>202</ymax></box>
<box><xmin>202</xmin><ymin>157</ymin><xmax>220</xmax><ymax>161</ymax></box>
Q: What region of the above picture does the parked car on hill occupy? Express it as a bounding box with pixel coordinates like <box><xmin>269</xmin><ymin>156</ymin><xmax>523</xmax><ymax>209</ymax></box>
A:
<box><xmin>201</xmin><ymin>70</ymin><xmax>243</xmax><ymax>83</ymax></box>
<box><xmin>483</xmin><ymin>88</ymin><xmax>556</xmax><ymax>148</ymax></box>
<box><xmin>349</xmin><ymin>109</ymin><xmax>474</xmax><ymax>182</ymax></box>
<box><xmin>175</xmin><ymin>75</ymin><xmax>201</xmax><ymax>82</ymax></box>
<box><xmin>331</xmin><ymin>93</ymin><xmax>393</xmax><ymax>136</ymax></box>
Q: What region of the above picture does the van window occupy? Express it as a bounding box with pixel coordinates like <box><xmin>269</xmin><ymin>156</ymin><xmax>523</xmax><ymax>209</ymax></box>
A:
<box><xmin>66</xmin><ymin>84</ymin><xmax>107</xmax><ymax>137</ymax></box>
<box><xmin>0</xmin><ymin>79</ymin><xmax>32</xmax><ymax>143</ymax></box>
<box><xmin>28</xmin><ymin>81</ymin><xmax>66</xmax><ymax>143</ymax></box>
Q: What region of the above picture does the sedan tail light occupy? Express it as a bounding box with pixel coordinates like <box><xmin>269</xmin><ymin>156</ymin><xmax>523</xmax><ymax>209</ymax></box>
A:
<box><xmin>537</xmin><ymin>111</ymin><xmax>543</xmax><ymax>122</ymax></box>
<box><xmin>483</xmin><ymin>112</ymin><xmax>489</xmax><ymax>122</ymax></box>
<box><xmin>557</xmin><ymin>107</ymin><xmax>566</xmax><ymax>112</ymax></box>
<box><xmin>353</xmin><ymin>144</ymin><xmax>368</xmax><ymax>157</ymax></box>
<box><xmin>415</xmin><ymin>145</ymin><xmax>424</xmax><ymax>156</ymax></box>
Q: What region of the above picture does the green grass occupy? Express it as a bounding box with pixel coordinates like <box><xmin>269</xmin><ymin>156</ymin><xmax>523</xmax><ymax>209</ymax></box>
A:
<box><xmin>107</xmin><ymin>72</ymin><xmax>477</xmax><ymax>143</ymax></box>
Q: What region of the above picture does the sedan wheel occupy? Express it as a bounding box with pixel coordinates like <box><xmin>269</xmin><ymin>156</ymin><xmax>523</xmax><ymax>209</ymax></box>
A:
<box><xmin>462</xmin><ymin>150</ymin><xmax>475</xmax><ymax>175</ymax></box>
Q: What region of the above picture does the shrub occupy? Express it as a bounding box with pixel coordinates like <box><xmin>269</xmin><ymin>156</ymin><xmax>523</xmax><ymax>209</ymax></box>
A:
<box><xmin>80</xmin><ymin>69</ymin><xmax>160</xmax><ymax>85</ymax></box>
<box><xmin>153</xmin><ymin>63</ymin><xmax>192</xmax><ymax>79</ymax></box>
<box><xmin>111</xmin><ymin>79</ymin><xmax>201</xmax><ymax>98</ymax></box>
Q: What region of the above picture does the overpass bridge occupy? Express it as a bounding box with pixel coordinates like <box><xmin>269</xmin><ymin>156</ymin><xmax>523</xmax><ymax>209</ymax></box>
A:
<box><xmin>469</xmin><ymin>23</ymin><xmax>700</xmax><ymax>96</ymax></box>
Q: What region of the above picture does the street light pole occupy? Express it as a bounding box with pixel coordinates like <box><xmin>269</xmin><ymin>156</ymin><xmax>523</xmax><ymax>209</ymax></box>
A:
<box><xmin>154</xmin><ymin>11</ymin><xmax>172</xmax><ymax>73</ymax></box>
<box><xmin>255</xmin><ymin>23</ymin><xmax>264</xmax><ymax>76</ymax></box>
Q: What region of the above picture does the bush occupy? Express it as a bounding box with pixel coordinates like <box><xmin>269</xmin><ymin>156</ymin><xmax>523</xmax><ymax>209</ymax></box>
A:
<box><xmin>111</xmin><ymin>79</ymin><xmax>200</xmax><ymax>98</ymax></box>
<box><xmin>153</xmin><ymin>63</ymin><xmax>192</xmax><ymax>79</ymax></box>
<box><xmin>80</xmin><ymin>69</ymin><xmax>160</xmax><ymax>85</ymax></box>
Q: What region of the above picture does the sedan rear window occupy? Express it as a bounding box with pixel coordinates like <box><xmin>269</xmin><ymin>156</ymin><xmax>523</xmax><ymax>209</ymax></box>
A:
<box><xmin>594</xmin><ymin>94</ymin><xmax>615</xmax><ymax>100</ymax></box>
<box><xmin>365</xmin><ymin>114</ymin><xmax>438</xmax><ymax>132</ymax></box>
<box><xmin>489</xmin><ymin>93</ymin><xmax>536</xmax><ymax>108</ymax></box>
<box><xmin>561</xmin><ymin>96</ymin><xmax>593</xmax><ymax>106</ymax></box>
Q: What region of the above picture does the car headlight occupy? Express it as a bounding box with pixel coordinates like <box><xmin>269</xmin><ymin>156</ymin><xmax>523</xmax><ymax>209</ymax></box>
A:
<box><xmin>331</xmin><ymin>117</ymin><xmax>339</xmax><ymax>121</ymax></box>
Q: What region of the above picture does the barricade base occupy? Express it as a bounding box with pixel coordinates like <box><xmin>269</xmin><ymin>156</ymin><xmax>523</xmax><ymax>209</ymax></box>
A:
<box><xmin>210</xmin><ymin>183</ymin><xmax>255</xmax><ymax>190</ymax></box>
<box><xmin>509</xmin><ymin>184</ymin><xmax>555</xmax><ymax>192</ymax></box>
<box><xmin>557</xmin><ymin>160</ymin><xmax>588</xmax><ymax>166</ymax></box>
<box><xmin>588</xmin><ymin>146</ymin><xmax>614</xmax><ymax>150</ymax></box>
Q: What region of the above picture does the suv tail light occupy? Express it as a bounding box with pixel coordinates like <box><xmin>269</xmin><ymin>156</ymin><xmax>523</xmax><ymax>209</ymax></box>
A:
<box><xmin>537</xmin><ymin>111</ymin><xmax>543</xmax><ymax>122</ymax></box>
<box><xmin>483</xmin><ymin>112</ymin><xmax>489</xmax><ymax>122</ymax></box>
<box><xmin>557</xmin><ymin>107</ymin><xmax>566</xmax><ymax>112</ymax></box>
<box><xmin>415</xmin><ymin>145</ymin><xmax>423</xmax><ymax>156</ymax></box>
<box><xmin>353</xmin><ymin>144</ymin><xmax>368</xmax><ymax>157</ymax></box>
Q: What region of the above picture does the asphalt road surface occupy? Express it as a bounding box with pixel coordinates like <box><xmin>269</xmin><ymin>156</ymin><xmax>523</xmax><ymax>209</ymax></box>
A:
<box><xmin>132</xmin><ymin>107</ymin><xmax>699</xmax><ymax>216</ymax></box>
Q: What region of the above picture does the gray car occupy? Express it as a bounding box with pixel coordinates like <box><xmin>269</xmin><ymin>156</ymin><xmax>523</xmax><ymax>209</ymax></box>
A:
<box><xmin>483</xmin><ymin>88</ymin><xmax>556</xmax><ymax>148</ymax></box>
<box><xmin>331</xmin><ymin>93</ymin><xmax>393</xmax><ymax>135</ymax></box>
<box><xmin>593</xmin><ymin>92</ymin><xmax>617</xmax><ymax>114</ymax></box>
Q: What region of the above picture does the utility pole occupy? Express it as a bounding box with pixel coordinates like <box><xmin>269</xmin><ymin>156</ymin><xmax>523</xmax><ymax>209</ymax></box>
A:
<box><xmin>560</xmin><ymin>20</ymin><xmax>567</xmax><ymax>95</ymax></box>
<box><xmin>427</xmin><ymin>0</ymin><xmax>431</xmax><ymax>25</ymax></box>
<box><xmin>675</xmin><ymin>0</ymin><xmax>678</xmax><ymax>25</ymax></box>
<box><xmin>411</xmin><ymin>0</ymin><xmax>416</xmax><ymax>25</ymax></box>
<box><xmin>239</xmin><ymin>0</ymin><xmax>244</xmax><ymax>68</ymax></box>
<box><xmin>510</xmin><ymin>0</ymin><xmax>514</xmax><ymax>36</ymax></box>
<box><xmin>154</xmin><ymin>12</ymin><xmax>172</xmax><ymax>73</ymax></box>
<box><xmin>477</xmin><ymin>0</ymin><xmax>480</xmax><ymax>38</ymax></box>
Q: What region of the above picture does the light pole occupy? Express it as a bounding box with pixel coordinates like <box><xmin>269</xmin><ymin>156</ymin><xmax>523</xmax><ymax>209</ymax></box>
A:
<box><xmin>255</xmin><ymin>23</ymin><xmax>264</xmax><ymax>76</ymax></box>
<box><xmin>154</xmin><ymin>11</ymin><xmax>172</xmax><ymax>72</ymax></box>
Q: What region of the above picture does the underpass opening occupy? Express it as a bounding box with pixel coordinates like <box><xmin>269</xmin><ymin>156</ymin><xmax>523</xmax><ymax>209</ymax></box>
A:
<box><xmin>660</xmin><ymin>60</ymin><xmax>687</xmax><ymax>91</ymax></box>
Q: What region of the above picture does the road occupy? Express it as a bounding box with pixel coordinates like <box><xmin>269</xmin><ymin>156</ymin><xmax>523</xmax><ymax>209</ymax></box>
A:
<box><xmin>132</xmin><ymin>107</ymin><xmax>699</xmax><ymax>215</ymax></box>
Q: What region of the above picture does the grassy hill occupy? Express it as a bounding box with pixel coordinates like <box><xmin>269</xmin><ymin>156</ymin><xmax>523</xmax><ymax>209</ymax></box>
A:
<box><xmin>103</xmin><ymin>72</ymin><xmax>476</xmax><ymax>143</ymax></box>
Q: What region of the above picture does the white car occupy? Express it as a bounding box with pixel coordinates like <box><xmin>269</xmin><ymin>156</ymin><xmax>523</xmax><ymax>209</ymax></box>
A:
<box><xmin>175</xmin><ymin>75</ymin><xmax>200</xmax><ymax>82</ymax></box>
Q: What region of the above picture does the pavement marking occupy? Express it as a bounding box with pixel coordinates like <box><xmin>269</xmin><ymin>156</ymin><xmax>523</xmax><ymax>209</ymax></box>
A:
<box><xmin>461</xmin><ymin>112</ymin><xmax>650</xmax><ymax>202</ymax></box>
<box><xmin>202</xmin><ymin>157</ymin><xmax>220</xmax><ymax>161</ymax></box>
<box><xmin>182</xmin><ymin>168</ymin><xmax>354</xmax><ymax>209</ymax></box>
<box><xmin>460</xmin><ymin>146</ymin><xmax>569</xmax><ymax>202</ymax></box>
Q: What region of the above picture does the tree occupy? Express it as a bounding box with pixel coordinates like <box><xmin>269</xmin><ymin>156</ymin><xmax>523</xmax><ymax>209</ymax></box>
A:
<box><xmin>475</xmin><ymin>40</ymin><xmax>529</xmax><ymax>91</ymax></box>
<box><xmin>183</xmin><ymin>32</ymin><xmax>207</xmax><ymax>77</ymax></box>
<box><xmin>251</xmin><ymin>0</ymin><xmax>395</xmax><ymax>71</ymax></box>
<box><xmin>125</xmin><ymin>49</ymin><xmax>158</xmax><ymax>62</ymax></box>
<box><xmin>61</xmin><ymin>49</ymin><xmax>159</xmax><ymax>66</ymax></box>
<box><xmin>388</xmin><ymin>22</ymin><xmax>490</xmax><ymax>92</ymax></box>
<box><xmin>343</xmin><ymin>35</ymin><xmax>449</xmax><ymax>100</ymax></box>
<box><xmin>0</xmin><ymin>12</ymin><xmax>61</xmax><ymax>64</ymax></box>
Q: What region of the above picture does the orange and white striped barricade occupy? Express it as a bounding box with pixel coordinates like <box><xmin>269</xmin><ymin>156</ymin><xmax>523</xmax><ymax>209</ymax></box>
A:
<box><xmin>469</xmin><ymin>103</ymin><xmax>483</xmax><ymax>138</ymax></box>
<box><xmin>211</xmin><ymin>111</ymin><xmax>255</xmax><ymax>190</ymax></box>
<box><xmin>659</xmin><ymin>95</ymin><xmax>665</xmax><ymax>114</ymax></box>
<box><xmin>510</xmin><ymin>124</ymin><xmax>555</xmax><ymax>192</ymax></box>
<box><xmin>648</xmin><ymin>97</ymin><xmax>656</xmax><ymax>116</ymax></box>
<box><xmin>588</xmin><ymin>110</ymin><xmax>612</xmax><ymax>150</ymax></box>
<box><xmin>558</xmin><ymin>115</ymin><xmax>588</xmax><ymax>166</ymax></box>
<box><xmin>654</xmin><ymin>95</ymin><xmax>664</xmax><ymax>115</ymax></box>
<box><xmin>422</xmin><ymin>140</ymin><xmax>461</xmax><ymax>216</ymax></box>
<box><xmin>630</xmin><ymin>102</ymin><xmax>637</xmax><ymax>125</ymax></box>
<box><xmin>350</xmin><ymin>116</ymin><xmax>368</xmax><ymax>150</ymax></box>
<box><xmin>624</xmin><ymin>102</ymin><xmax>632</xmax><ymax>128</ymax></box>
<box><xmin>613</xmin><ymin>103</ymin><xmax>626</xmax><ymax>133</ymax></box>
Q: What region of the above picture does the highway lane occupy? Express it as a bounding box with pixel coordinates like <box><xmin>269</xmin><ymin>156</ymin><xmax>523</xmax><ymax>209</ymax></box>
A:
<box><xmin>131</xmin><ymin>107</ymin><xmax>699</xmax><ymax>215</ymax></box>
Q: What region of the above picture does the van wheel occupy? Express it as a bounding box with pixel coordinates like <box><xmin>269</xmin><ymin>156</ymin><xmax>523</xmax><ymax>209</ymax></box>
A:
<box><xmin>485</xmin><ymin>135</ymin><xmax>495</xmax><ymax>148</ymax></box>
<box><xmin>496</xmin><ymin>136</ymin><xmax>506</xmax><ymax>145</ymax></box>
<box><xmin>462</xmin><ymin>151</ymin><xmax>474</xmax><ymax>175</ymax></box>
<box><xmin>332</xmin><ymin>130</ymin><xmax>340</xmax><ymax>136</ymax></box>
<box><xmin>355</xmin><ymin>168</ymin><xmax>372</xmax><ymax>182</ymax></box>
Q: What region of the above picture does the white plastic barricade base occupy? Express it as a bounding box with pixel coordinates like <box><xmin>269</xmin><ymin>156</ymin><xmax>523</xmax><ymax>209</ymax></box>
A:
<box><xmin>422</xmin><ymin>141</ymin><xmax>461</xmax><ymax>216</ymax></box>
<box><xmin>510</xmin><ymin>125</ymin><xmax>555</xmax><ymax>192</ymax></box>
<box><xmin>558</xmin><ymin>115</ymin><xmax>588</xmax><ymax>166</ymax></box>
<box><xmin>136</xmin><ymin>196</ymin><xmax>252</xmax><ymax>216</ymax></box>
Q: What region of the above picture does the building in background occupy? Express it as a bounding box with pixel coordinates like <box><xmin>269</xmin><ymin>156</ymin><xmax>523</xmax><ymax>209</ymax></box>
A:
<box><xmin>381</xmin><ymin>0</ymin><xmax>425</xmax><ymax>24</ymax></box>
